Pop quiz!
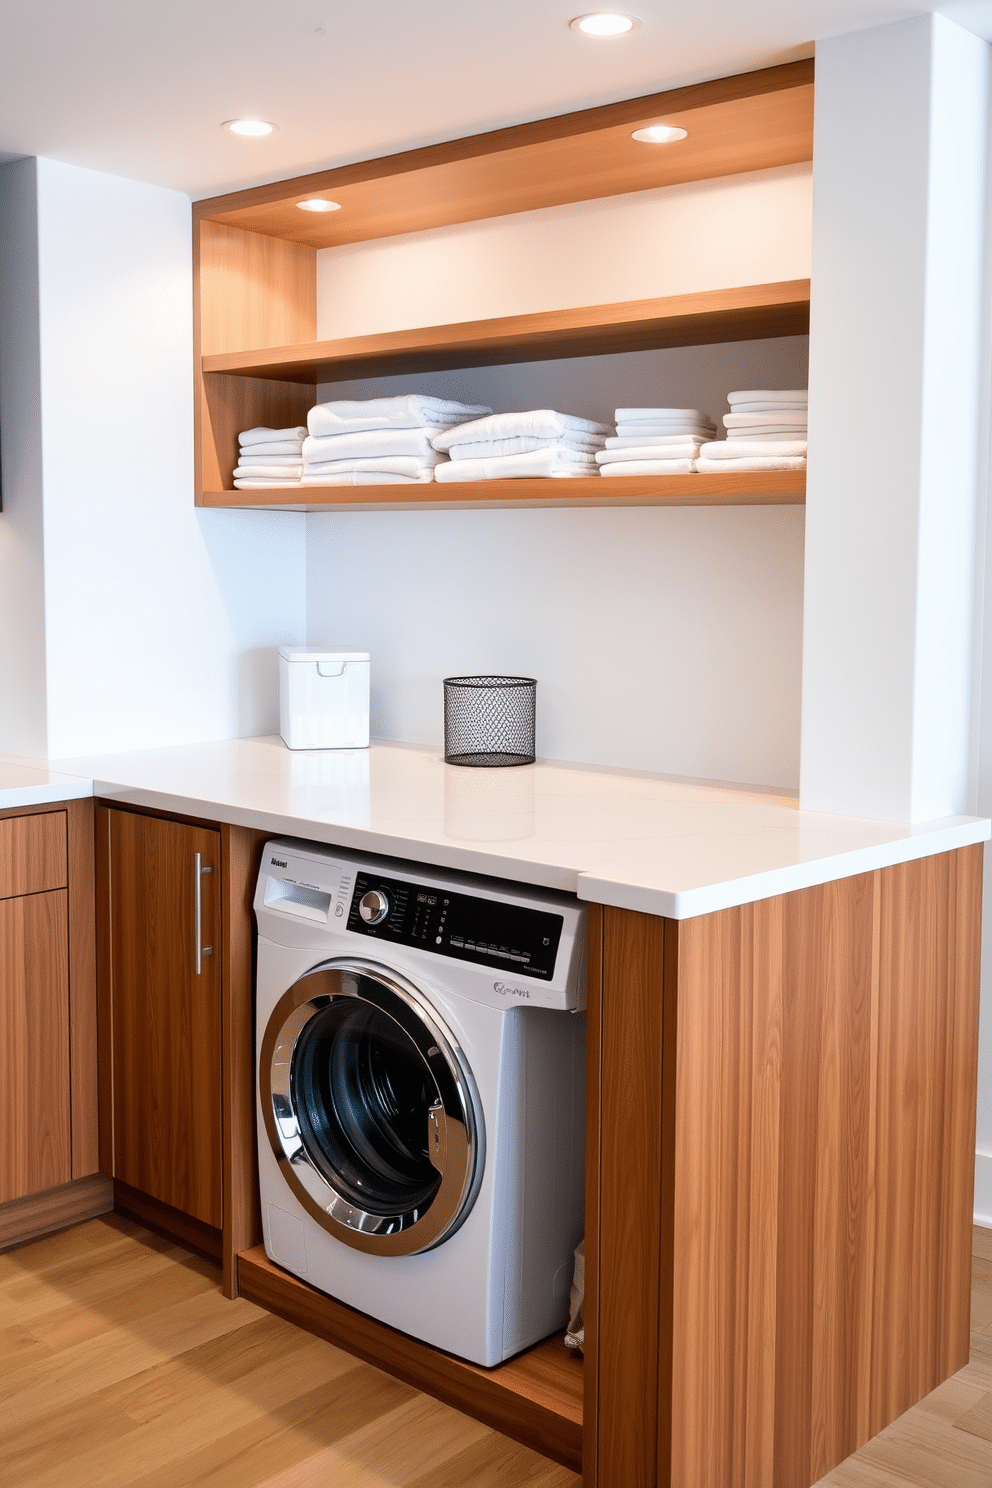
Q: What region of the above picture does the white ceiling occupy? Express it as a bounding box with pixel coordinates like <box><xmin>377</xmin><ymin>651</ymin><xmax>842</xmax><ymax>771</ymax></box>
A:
<box><xmin>0</xmin><ymin>1</ymin><xmax>990</xmax><ymax>200</ymax></box>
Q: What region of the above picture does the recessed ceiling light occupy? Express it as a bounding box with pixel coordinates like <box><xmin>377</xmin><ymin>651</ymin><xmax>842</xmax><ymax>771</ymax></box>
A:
<box><xmin>570</xmin><ymin>13</ymin><xmax>640</xmax><ymax>36</ymax></box>
<box><xmin>632</xmin><ymin>124</ymin><xmax>688</xmax><ymax>144</ymax></box>
<box><xmin>223</xmin><ymin>119</ymin><xmax>277</xmax><ymax>137</ymax></box>
<box><xmin>297</xmin><ymin>199</ymin><xmax>342</xmax><ymax>213</ymax></box>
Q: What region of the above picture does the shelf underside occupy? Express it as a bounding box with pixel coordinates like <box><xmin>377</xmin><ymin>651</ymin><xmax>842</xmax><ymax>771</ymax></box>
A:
<box><xmin>201</xmin><ymin>470</ymin><xmax>805</xmax><ymax>512</ymax></box>
<box><xmin>202</xmin><ymin>281</ymin><xmax>810</xmax><ymax>385</ymax></box>
<box><xmin>237</xmin><ymin>1245</ymin><xmax>583</xmax><ymax>1471</ymax></box>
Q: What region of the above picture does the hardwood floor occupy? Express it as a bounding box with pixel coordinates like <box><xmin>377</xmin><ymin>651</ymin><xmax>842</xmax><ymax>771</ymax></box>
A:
<box><xmin>0</xmin><ymin>1214</ymin><xmax>988</xmax><ymax>1487</ymax></box>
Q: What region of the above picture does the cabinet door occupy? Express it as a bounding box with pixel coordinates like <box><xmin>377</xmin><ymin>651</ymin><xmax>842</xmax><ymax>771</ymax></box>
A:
<box><xmin>0</xmin><ymin>889</ymin><xmax>71</xmax><ymax>1202</ymax></box>
<box><xmin>108</xmin><ymin>810</ymin><xmax>222</xmax><ymax>1228</ymax></box>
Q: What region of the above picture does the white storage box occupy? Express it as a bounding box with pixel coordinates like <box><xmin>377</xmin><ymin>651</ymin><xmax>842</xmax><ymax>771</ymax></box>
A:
<box><xmin>279</xmin><ymin>648</ymin><xmax>370</xmax><ymax>750</ymax></box>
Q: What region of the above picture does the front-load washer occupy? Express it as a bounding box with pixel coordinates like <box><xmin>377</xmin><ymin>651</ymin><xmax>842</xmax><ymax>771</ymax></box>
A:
<box><xmin>254</xmin><ymin>839</ymin><xmax>586</xmax><ymax>1367</ymax></box>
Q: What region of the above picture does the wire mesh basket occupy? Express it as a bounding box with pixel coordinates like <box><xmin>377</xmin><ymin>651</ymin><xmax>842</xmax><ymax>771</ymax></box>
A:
<box><xmin>443</xmin><ymin>676</ymin><xmax>536</xmax><ymax>767</ymax></box>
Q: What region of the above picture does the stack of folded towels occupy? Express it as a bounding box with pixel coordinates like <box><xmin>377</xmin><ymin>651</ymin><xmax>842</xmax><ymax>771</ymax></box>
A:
<box><xmin>432</xmin><ymin>410</ymin><xmax>610</xmax><ymax>480</ymax></box>
<box><xmin>594</xmin><ymin>407</ymin><xmax>717</xmax><ymax>476</ymax></box>
<box><xmin>696</xmin><ymin>390</ymin><xmax>808</xmax><ymax>472</ymax></box>
<box><xmin>233</xmin><ymin>426</ymin><xmax>306</xmax><ymax>488</ymax></box>
<box><xmin>302</xmin><ymin>395</ymin><xmax>492</xmax><ymax>484</ymax></box>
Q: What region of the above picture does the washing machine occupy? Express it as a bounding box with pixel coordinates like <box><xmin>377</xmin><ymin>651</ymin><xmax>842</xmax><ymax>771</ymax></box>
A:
<box><xmin>254</xmin><ymin>838</ymin><xmax>586</xmax><ymax>1367</ymax></box>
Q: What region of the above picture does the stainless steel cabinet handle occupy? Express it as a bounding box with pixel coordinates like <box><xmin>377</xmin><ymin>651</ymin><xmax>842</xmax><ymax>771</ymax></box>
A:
<box><xmin>195</xmin><ymin>852</ymin><xmax>214</xmax><ymax>975</ymax></box>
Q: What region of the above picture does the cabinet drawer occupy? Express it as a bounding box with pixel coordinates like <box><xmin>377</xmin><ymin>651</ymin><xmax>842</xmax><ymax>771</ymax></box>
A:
<box><xmin>0</xmin><ymin>812</ymin><xmax>68</xmax><ymax>899</ymax></box>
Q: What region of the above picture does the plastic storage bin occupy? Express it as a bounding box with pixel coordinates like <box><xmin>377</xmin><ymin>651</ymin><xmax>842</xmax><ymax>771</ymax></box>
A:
<box><xmin>279</xmin><ymin>648</ymin><xmax>370</xmax><ymax>750</ymax></box>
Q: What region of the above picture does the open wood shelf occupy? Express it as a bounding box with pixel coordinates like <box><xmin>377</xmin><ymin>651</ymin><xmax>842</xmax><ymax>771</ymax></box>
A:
<box><xmin>236</xmin><ymin>1245</ymin><xmax>584</xmax><ymax>1471</ymax></box>
<box><xmin>202</xmin><ymin>281</ymin><xmax>810</xmax><ymax>385</ymax></box>
<box><xmin>202</xmin><ymin>469</ymin><xmax>806</xmax><ymax>512</ymax></box>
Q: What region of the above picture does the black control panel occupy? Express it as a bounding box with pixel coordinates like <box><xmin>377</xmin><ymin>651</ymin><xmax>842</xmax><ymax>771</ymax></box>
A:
<box><xmin>346</xmin><ymin>870</ymin><xmax>563</xmax><ymax>981</ymax></box>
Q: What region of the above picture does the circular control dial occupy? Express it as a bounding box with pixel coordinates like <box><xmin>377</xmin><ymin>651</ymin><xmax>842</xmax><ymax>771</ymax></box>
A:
<box><xmin>359</xmin><ymin>888</ymin><xmax>390</xmax><ymax>925</ymax></box>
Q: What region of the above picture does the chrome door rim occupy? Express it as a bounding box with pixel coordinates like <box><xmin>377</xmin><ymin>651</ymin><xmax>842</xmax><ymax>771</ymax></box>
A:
<box><xmin>260</xmin><ymin>958</ymin><xmax>484</xmax><ymax>1256</ymax></box>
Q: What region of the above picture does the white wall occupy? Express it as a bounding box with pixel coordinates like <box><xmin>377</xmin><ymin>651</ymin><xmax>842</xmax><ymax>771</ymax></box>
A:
<box><xmin>0</xmin><ymin>159</ymin><xmax>48</xmax><ymax>755</ymax></box>
<box><xmin>2</xmin><ymin>156</ymin><xmax>308</xmax><ymax>759</ymax></box>
<box><xmin>801</xmin><ymin>15</ymin><xmax>988</xmax><ymax>823</ymax></box>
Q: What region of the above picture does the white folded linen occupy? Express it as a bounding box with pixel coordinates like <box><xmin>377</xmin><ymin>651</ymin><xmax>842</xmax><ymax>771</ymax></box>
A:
<box><xmin>303</xmin><ymin>429</ymin><xmax>441</xmax><ymax>462</ymax></box>
<box><xmin>724</xmin><ymin>411</ymin><xmax>808</xmax><ymax>429</ymax></box>
<box><xmin>726</xmin><ymin>389</ymin><xmax>807</xmax><ymax>406</ymax></box>
<box><xmin>235</xmin><ymin>454</ymin><xmax>306</xmax><ymax>467</ymax></box>
<box><xmin>696</xmin><ymin>456</ymin><xmax>806</xmax><ymax>472</ymax></box>
<box><xmin>728</xmin><ymin>401</ymin><xmax>808</xmax><ymax>414</ymax></box>
<box><xmin>605</xmin><ymin>434</ymin><xmax>708</xmax><ymax>449</ymax></box>
<box><xmin>234</xmin><ymin>464</ymin><xmax>305</xmax><ymax>480</ymax></box>
<box><xmin>301</xmin><ymin>470</ymin><xmax>431</xmax><ymax>485</ymax></box>
<box><xmin>596</xmin><ymin>443</ymin><xmax>703</xmax><ymax>464</ymax></box>
<box><xmin>448</xmin><ymin>434</ymin><xmax>602</xmax><ymax>460</ymax></box>
<box><xmin>726</xmin><ymin>430</ymin><xmax>809</xmax><ymax>441</ymax></box>
<box><xmin>615</xmin><ymin>407</ymin><xmax>713</xmax><ymax>423</ymax></box>
<box><xmin>433</xmin><ymin>410</ymin><xmax>609</xmax><ymax>450</ymax></box>
<box><xmin>308</xmin><ymin>396</ymin><xmax>491</xmax><ymax>438</ymax></box>
<box><xmin>236</xmin><ymin>439</ymin><xmax>307</xmax><ymax>456</ymax></box>
<box><xmin>435</xmin><ymin>447</ymin><xmax>600</xmax><ymax>480</ymax></box>
<box><xmin>600</xmin><ymin>459</ymin><xmax>696</xmax><ymax>476</ymax></box>
<box><xmin>700</xmin><ymin>440</ymin><xmax>807</xmax><ymax>459</ymax></box>
<box><xmin>303</xmin><ymin>453</ymin><xmax>445</xmax><ymax>480</ymax></box>
<box><xmin>233</xmin><ymin>478</ymin><xmax>303</xmax><ymax>488</ymax></box>
<box><xmin>239</xmin><ymin>426</ymin><xmax>307</xmax><ymax>447</ymax></box>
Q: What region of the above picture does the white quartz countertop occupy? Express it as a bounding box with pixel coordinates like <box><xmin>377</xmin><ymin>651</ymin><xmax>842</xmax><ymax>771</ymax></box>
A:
<box><xmin>4</xmin><ymin>736</ymin><xmax>986</xmax><ymax>920</ymax></box>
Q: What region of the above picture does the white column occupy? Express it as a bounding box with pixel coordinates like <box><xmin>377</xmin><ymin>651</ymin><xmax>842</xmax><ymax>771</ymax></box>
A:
<box><xmin>800</xmin><ymin>14</ymin><xmax>989</xmax><ymax>822</ymax></box>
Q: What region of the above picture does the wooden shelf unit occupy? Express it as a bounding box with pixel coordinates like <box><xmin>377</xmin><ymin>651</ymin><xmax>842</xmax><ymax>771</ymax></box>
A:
<box><xmin>194</xmin><ymin>60</ymin><xmax>813</xmax><ymax>510</ymax></box>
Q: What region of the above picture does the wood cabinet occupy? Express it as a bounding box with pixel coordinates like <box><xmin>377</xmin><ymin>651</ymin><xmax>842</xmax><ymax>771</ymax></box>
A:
<box><xmin>193</xmin><ymin>60</ymin><xmax>813</xmax><ymax>515</ymax></box>
<box><xmin>98</xmin><ymin>806</ymin><xmax>223</xmax><ymax>1238</ymax></box>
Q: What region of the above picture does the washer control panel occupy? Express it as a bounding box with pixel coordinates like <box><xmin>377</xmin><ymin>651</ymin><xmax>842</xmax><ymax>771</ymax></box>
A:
<box><xmin>347</xmin><ymin>869</ymin><xmax>563</xmax><ymax>981</ymax></box>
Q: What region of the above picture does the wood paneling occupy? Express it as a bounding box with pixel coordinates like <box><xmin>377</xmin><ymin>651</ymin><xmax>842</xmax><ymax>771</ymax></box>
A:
<box><xmin>106</xmin><ymin>810</ymin><xmax>223</xmax><ymax>1229</ymax></box>
<box><xmin>195</xmin><ymin>62</ymin><xmax>813</xmax><ymax>248</ymax></box>
<box><xmin>0</xmin><ymin>890</ymin><xmax>71</xmax><ymax>1203</ymax></box>
<box><xmin>581</xmin><ymin>906</ymin><xmax>602</xmax><ymax>1488</ymax></box>
<box><xmin>0</xmin><ymin>1173</ymin><xmax>112</xmax><ymax>1253</ymax></box>
<box><xmin>237</xmin><ymin>1246</ymin><xmax>584</xmax><ymax>1471</ymax></box>
<box><xmin>94</xmin><ymin>804</ymin><xmax>115</xmax><ymax>1177</ymax></box>
<box><xmin>221</xmin><ymin>824</ymin><xmax>268</xmax><ymax>1297</ymax></box>
<box><xmin>201</xmin><ymin>468</ymin><xmax>807</xmax><ymax>513</ymax></box>
<box><xmin>67</xmin><ymin>798</ymin><xmax>99</xmax><ymax>1179</ymax></box>
<box><xmin>0</xmin><ymin>809</ymin><xmax>67</xmax><ymax>899</ymax></box>
<box><xmin>202</xmin><ymin>280</ymin><xmax>810</xmax><ymax>385</ymax></box>
<box><xmin>113</xmin><ymin>1178</ymin><xmax>222</xmax><ymax>1264</ymax></box>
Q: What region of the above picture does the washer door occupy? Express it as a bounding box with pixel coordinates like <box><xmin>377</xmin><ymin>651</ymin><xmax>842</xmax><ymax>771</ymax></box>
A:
<box><xmin>260</xmin><ymin>958</ymin><xmax>484</xmax><ymax>1256</ymax></box>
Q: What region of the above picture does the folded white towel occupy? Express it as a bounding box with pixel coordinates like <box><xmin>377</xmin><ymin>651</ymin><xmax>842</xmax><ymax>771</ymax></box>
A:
<box><xmin>235</xmin><ymin>454</ymin><xmax>306</xmax><ymax>467</ymax></box>
<box><xmin>600</xmin><ymin>459</ymin><xmax>696</xmax><ymax>476</ymax></box>
<box><xmin>700</xmin><ymin>440</ymin><xmax>808</xmax><ymax>459</ymax></box>
<box><xmin>727</xmin><ymin>389</ymin><xmax>807</xmax><ymax>406</ymax></box>
<box><xmin>303</xmin><ymin>429</ymin><xmax>441</xmax><ymax>462</ymax></box>
<box><xmin>433</xmin><ymin>410</ymin><xmax>609</xmax><ymax>450</ymax></box>
<box><xmin>605</xmin><ymin>434</ymin><xmax>708</xmax><ymax>449</ymax></box>
<box><xmin>435</xmin><ymin>447</ymin><xmax>599</xmax><ymax>480</ymax></box>
<box><xmin>724</xmin><ymin>411</ymin><xmax>808</xmax><ymax>429</ymax></box>
<box><xmin>236</xmin><ymin>439</ymin><xmax>306</xmax><ymax>456</ymax></box>
<box><xmin>308</xmin><ymin>396</ymin><xmax>491</xmax><ymax>438</ymax></box>
<box><xmin>726</xmin><ymin>430</ymin><xmax>809</xmax><ymax>442</ymax></box>
<box><xmin>301</xmin><ymin>470</ymin><xmax>432</xmax><ymax>485</ymax></box>
<box><xmin>596</xmin><ymin>443</ymin><xmax>703</xmax><ymax>464</ymax></box>
<box><xmin>615</xmin><ymin>407</ymin><xmax>713</xmax><ymax>423</ymax></box>
<box><xmin>727</xmin><ymin>401</ymin><xmax>808</xmax><ymax>414</ymax></box>
<box><xmin>696</xmin><ymin>456</ymin><xmax>806</xmax><ymax>472</ymax></box>
<box><xmin>239</xmin><ymin>426</ymin><xmax>307</xmax><ymax>447</ymax></box>
<box><xmin>615</xmin><ymin>426</ymin><xmax>715</xmax><ymax>442</ymax></box>
<box><xmin>234</xmin><ymin>463</ymin><xmax>305</xmax><ymax>480</ymax></box>
<box><xmin>233</xmin><ymin>477</ymin><xmax>303</xmax><ymax>488</ymax></box>
<box><xmin>448</xmin><ymin>434</ymin><xmax>602</xmax><ymax>460</ymax></box>
<box><xmin>303</xmin><ymin>453</ymin><xmax>445</xmax><ymax>479</ymax></box>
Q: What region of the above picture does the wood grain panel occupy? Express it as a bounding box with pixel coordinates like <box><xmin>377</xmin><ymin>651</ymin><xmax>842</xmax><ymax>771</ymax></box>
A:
<box><xmin>237</xmin><ymin>1245</ymin><xmax>583</xmax><ymax>1471</ymax></box>
<box><xmin>221</xmin><ymin>824</ymin><xmax>269</xmax><ymax>1297</ymax></box>
<box><xmin>195</xmin><ymin>63</ymin><xmax>813</xmax><ymax>247</ymax></box>
<box><xmin>0</xmin><ymin>1172</ymin><xmax>112</xmax><ymax>1252</ymax></box>
<box><xmin>0</xmin><ymin>890</ymin><xmax>71</xmax><ymax>1202</ymax></box>
<box><xmin>67</xmin><ymin>798</ymin><xmax>99</xmax><ymax>1179</ymax></box>
<box><xmin>113</xmin><ymin>1178</ymin><xmax>222</xmax><ymax>1264</ymax></box>
<box><xmin>94</xmin><ymin>804</ymin><xmax>115</xmax><ymax>1176</ymax></box>
<box><xmin>581</xmin><ymin>905</ymin><xmax>602</xmax><ymax>1488</ymax></box>
<box><xmin>202</xmin><ymin>280</ymin><xmax>810</xmax><ymax>384</ymax></box>
<box><xmin>107</xmin><ymin>810</ymin><xmax>223</xmax><ymax>1229</ymax></box>
<box><xmin>0</xmin><ymin>810</ymin><xmax>67</xmax><ymax>899</ymax></box>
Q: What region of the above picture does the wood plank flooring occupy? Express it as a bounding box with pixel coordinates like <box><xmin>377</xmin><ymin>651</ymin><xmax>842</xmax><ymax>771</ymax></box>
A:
<box><xmin>0</xmin><ymin>1213</ymin><xmax>988</xmax><ymax>1486</ymax></box>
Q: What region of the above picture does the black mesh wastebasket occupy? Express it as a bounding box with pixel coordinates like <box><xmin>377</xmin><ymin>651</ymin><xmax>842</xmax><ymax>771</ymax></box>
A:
<box><xmin>443</xmin><ymin>676</ymin><xmax>536</xmax><ymax>767</ymax></box>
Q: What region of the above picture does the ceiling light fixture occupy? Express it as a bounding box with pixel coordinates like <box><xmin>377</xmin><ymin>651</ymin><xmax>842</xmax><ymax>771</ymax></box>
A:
<box><xmin>570</xmin><ymin>14</ymin><xmax>640</xmax><ymax>36</ymax></box>
<box><xmin>297</xmin><ymin>199</ymin><xmax>342</xmax><ymax>213</ymax></box>
<box><xmin>223</xmin><ymin>119</ymin><xmax>276</xmax><ymax>137</ymax></box>
<box><xmin>631</xmin><ymin>124</ymin><xmax>688</xmax><ymax>144</ymax></box>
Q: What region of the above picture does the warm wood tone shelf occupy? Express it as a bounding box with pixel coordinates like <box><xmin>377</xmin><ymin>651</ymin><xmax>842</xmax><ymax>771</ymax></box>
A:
<box><xmin>201</xmin><ymin>468</ymin><xmax>806</xmax><ymax>512</ymax></box>
<box><xmin>195</xmin><ymin>61</ymin><xmax>812</xmax><ymax>249</ymax></box>
<box><xmin>236</xmin><ymin>1245</ymin><xmax>584</xmax><ymax>1471</ymax></box>
<box><xmin>202</xmin><ymin>280</ymin><xmax>810</xmax><ymax>385</ymax></box>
